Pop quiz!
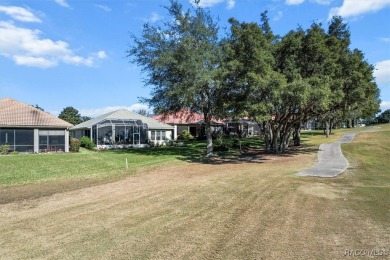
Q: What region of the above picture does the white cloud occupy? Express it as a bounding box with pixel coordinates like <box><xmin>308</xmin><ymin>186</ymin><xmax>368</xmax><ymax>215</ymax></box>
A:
<box><xmin>96</xmin><ymin>50</ymin><xmax>108</xmax><ymax>59</ymax></box>
<box><xmin>374</xmin><ymin>60</ymin><xmax>390</xmax><ymax>85</ymax></box>
<box><xmin>329</xmin><ymin>0</ymin><xmax>390</xmax><ymax>18</ymax></box>
<box><xmin>226</xmin><ymin>0</ymin><xmax>236</xmax><ymax>9</ymax></box>
<box><xmin>285</xmin><ymin>0</ymin><xmax>305</xmax><ymax>5</ymax></box>
<box><xmin>0</xmin><ymin>21</ymin><xmax>106</xmax><ymax>68</ymax></box>
<box><xmin>190</xmin><ymin>0</ymin><xmax>236</xmax><ymax>9</ymax></box>
<box><xmin>95</xmin><ymin>4</ymin><xmax>111</xmax><ymax>12</ymax></box>
<box><xmin>0</xmin><ymin>5</ymin><xmax>41</xmax><ymax>23</ymax></box>
<box><xmin>63</xmin><ymin>55</ymin><xmax>94</xmax><ymax>66</ymax></box>
<box><xmin>311</xmin><ymin>0</ymin><xmax>333</xmax><ymax>4</ymax></box>
<box><xmin>79</xmin><ymin>104</ymin><xmax>151</xmax><ymax>117</ymax></box>
<box><xmin>145</xmin><ymin>12</ymin><xmax>163</xmax><ymax>23</ymax></box>
<box><xmin>380</xmin><ymin>101</ymin><xmax>390</xmax><ymax>111</ymax></box>
<box><xmin>54</xmin><ymin>0</ymin><xmax>70</xmax><ymax>8</ymax></box>
<box><xmin>379</xmin><ymin>37</ymin><xmax>390</xmax><ymax>42</ymax></box>
<box><xmin>13</xmin><ymin>55</ymin><xmax>57</xmax><ymax>68</ymax></box>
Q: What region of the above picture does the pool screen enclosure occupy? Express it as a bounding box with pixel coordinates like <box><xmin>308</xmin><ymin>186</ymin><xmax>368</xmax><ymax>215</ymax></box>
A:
<box><xmin>91</xmin><ymin>119</ymin><xmax>148</xmax><ymax>145</ymax></box>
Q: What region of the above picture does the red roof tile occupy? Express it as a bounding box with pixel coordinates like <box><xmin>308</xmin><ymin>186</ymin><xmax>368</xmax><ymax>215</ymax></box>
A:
<box><xmin>153</xmin><ymin>110</ymin><xmax>224</xmax><ymax>125</ymax></box>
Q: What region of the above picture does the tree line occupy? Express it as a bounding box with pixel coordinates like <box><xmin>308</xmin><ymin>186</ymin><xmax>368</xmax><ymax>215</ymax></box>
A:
<box><xmin>129</xmin><ymin>0</ymin><xmax>380</xmax><ymax>156</ymax></box>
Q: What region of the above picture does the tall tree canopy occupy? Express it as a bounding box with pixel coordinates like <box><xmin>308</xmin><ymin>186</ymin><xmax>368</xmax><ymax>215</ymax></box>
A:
<box><xmin>128</xmin><ymin>4</ymin><xmax>380</xmax><ymax>154</ymax></box>
<box><xmin>58</xmin><ymin>106</ymin><xmax>82</xmax><ymax>126</ymax></box>
<box><xmin>128</xmin><ymin>0</ymin><xmax>224</xmax><ymax>156</ymax></box>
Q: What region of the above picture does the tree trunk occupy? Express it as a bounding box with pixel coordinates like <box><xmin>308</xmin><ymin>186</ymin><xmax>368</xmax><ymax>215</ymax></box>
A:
<box><xmin>347</xmin><ymin>119</ymin><xmax>352</xmax><ymax>128</ymax></box>
<box><xmin>329</xmin><ymin>119</ymin><xmax>333</xmax><ymax>135</ymax></box>
<box><xmin>293</xmin><ymin>123</ymin><xmax>301</xmax><ymax>146</ymax></box>
<box><xmin>262</xmin><ymin>121</ymin><xmax>272</xmax><ymax>152</ymax></box>
<box><xmin>205</xmin><ymin>119</ymin><xmax>213</xmax><ymax>157</ymax></box>
<box><xmin>272</xmin><ymin>128</ymin><xmax>280</xmax><ymax>154</ymax></box>
<box><xmin>325</xmin><ymin>120</ymin><xmax>330</xmax><ymax>138</ymax></box>
<box><xmin>281</xmin><ymin>132</ymin><xmax>288</xmax><ymax>153</ymax></box>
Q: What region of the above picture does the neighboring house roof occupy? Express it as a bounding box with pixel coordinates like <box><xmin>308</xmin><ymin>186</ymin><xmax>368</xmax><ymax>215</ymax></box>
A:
<box><xmin>225</xmin><ymin>118</ymin><xmax>259</xmax><ymax>125</ymax></box>
<box><xmin>153</xmin><ymin>110</ymin><xmax>224</xmax><ymax>125</ymax></box>
<box><xmin>0</xmin><ymin>97</ymin><xmax>73</xmax><ymax>128</ymax></box>
<box><xmin>71</xmin><ymin>109</ymin><xmax>174</xmax><ymax>130</ymax></box>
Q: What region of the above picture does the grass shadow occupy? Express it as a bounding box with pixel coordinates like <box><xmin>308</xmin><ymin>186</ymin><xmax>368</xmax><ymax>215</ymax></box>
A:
<box><xmin>109</xmin><ymin>137</ymin><xmax>269</xmax><ymax>165</ymax></box>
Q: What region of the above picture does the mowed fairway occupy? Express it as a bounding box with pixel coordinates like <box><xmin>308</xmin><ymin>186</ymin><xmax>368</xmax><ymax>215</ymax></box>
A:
<box><xmin>0</xmin><ymin>126</ymin><xmax>389</xmax><ymax>259</ymax></box>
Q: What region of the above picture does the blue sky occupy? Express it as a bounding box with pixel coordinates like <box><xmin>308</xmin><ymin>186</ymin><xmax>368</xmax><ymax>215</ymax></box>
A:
<box><xmin>0</xmin><ymin>0</ymin><xmax>389</xmax><ymax>117</ymax></box>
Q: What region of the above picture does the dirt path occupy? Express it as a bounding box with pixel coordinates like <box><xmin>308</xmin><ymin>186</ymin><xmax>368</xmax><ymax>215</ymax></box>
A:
<box><xmin>0</xmin><ymin>153</ymin><xmax>388</xmax><ymax>259</ymax></box>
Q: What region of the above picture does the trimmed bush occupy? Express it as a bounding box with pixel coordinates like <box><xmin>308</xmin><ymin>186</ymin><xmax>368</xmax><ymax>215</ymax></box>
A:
<box><xmin>0</xmin><ymin>144</ymin><xmax>10</xmax><ymax>155</ymax></box>
<box><xmin>70</xmin><ymin>138</ymin><xmax>80</xmax><ymax>152</ymax></box>
<box><xmin>80</xmin><ymin>136</ymin><xmax>95</xmax><ymax>150</ymax></box>
<box><xmin>178</xmin><ymin>130</ymin><xmax>194</xmax><ymax>141</ymax></box>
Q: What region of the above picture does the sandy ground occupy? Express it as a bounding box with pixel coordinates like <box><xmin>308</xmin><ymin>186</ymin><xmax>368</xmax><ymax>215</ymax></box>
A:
<box><xmin>0</xmin><ymin>154</ymin><xmax>389</xmax><ymax>259</ymax></box>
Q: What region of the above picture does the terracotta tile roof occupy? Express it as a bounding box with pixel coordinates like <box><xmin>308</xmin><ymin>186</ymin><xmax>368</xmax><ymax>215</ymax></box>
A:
<box><xmin>0</xmin><ymin>97</ymin><xmax>73</xmax><ymax>128</ymax></box>
<box><xmin>153</xmin><ymin>110</ymin><xmax>224</xmax><ymax>125</ymax></box>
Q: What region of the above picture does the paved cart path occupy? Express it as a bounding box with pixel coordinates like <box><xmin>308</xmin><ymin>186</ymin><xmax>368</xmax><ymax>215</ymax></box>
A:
<box><xmin>296</xmin><ymin>128</ymin><xmax>378</xmax><ymax>178</ymax></box>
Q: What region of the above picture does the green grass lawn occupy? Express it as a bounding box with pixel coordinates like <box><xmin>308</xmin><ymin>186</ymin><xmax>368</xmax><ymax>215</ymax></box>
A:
<box><xmin>0</xmin><ymin>146</ymin><xmax>177</xmax><ymax>186</ymax></box>
<box><xmin>0</xmin><ymin>124</ymin><xmax>388</xmax><ymax>259</ymax></box>
<box><xmin>340</xmin><ymin>124</ymin><xmax>390</xmax><ymax>223</ymax></box>
<box><xmin>0</xmin><ymin>126</ymin><xmax>380</xmax><ymax>187</ymax></box>
<box><xmin>0</xmin><ymin>136</ymin><xmax>265</xmax><ymax>186</ymax></box>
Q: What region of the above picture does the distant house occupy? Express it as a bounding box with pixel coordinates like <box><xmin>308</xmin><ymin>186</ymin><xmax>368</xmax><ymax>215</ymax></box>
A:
<box><xmin>153</xmin><ymin>110</ymin><xmax>225</xmax><ymax>139</ymax></box>
<box><xmin>225</xmin><ymin>118</ymin><xmax>261</xmax><ymax>137</ymax></box>
<box><xmin>0</xmin><ymin>97</ymin><xmax>73</xmax><ymax>153</ymax></box>
<box><xmin>70</xmin><ymin>109</ymin><xmax>174</xmax><ymax>148</ymax></box>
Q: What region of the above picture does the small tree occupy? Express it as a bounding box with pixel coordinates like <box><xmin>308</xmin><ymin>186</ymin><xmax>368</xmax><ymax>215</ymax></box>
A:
<box><xmin>59</xmin><ymin>106</ymin><xmax>82</xmax><ymax>125</ymax></box>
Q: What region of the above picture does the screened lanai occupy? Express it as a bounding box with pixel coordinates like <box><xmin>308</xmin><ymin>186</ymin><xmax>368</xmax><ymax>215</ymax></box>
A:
<box><xmin>0</xmin><ymin>98</ymin><xmax>73</xmax><ymax>153</ymax></box>
<box><xmin>93</xmin><ymin>118</ymin><xmax>148</xmax><ymax>145</ymax></box>
<box><xmin>70</xmin><ymin>109</ymin><xmax>174</xmax><ymax>148</ymax></box>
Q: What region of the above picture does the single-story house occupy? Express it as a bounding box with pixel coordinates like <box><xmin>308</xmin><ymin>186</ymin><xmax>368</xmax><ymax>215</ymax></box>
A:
<box><xmin>153</xmin><ymin>110</ymin><xmax>225</xmax><ymax>139</ymax></box>
<box><xmin>0</xmin><ymin>97</ymin><xmax>73</xmax><ymax>153</ymax></box>
<box><xmin>70</xmin><ymin>109</ymin><xmax>174</xmax><ymax>148</ymax></box>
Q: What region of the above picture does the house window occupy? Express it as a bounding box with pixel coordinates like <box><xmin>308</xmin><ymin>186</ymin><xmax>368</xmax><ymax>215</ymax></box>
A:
<box><xmin>151</xmin><ymin>131</ymin><xmax>166</xmax><ymax>141</ymax></box>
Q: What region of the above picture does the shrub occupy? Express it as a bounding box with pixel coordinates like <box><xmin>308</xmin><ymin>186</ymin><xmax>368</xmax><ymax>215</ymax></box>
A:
<box><xmin>178</xmin><ymin>130</ymin><xmax>194</xmax><ymax>141</ymax></box>
<box><xmin>80</xmin><ymin>136</ymin><xmax>95</xmax><ymax>150</ymax></box>
<box><xmin>0</xmin><ymin>144</ymin><xmax>10</xmax><ymax>155</ymax></box>
<box><xmin>70</xmin><ymin>138</ymin><xmax>80</xmax><ymax>152</ymax></box>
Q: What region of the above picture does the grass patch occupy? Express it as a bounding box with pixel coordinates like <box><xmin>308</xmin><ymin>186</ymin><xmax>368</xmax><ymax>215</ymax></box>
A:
<box><xmin>0</xmin><ymin>150</ymin><xmax>176</xmax><ymax>186</ymax></box>
<box><xmin>301</xmin><ymin>127</ymin><xmax>358</xmax><ymax>147</ymax></box>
